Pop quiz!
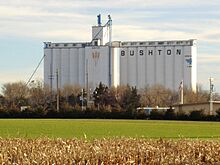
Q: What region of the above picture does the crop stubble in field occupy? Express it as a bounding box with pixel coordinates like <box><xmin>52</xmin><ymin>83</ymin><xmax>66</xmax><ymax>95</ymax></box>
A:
<box><xmin>0</xmin><ymin>138</ymin><xmax>220</xmax><ymax>164</ymax></box>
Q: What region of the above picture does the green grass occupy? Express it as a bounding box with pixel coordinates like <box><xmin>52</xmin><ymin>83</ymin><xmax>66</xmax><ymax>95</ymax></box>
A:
<box><xmin>0</xmin><ymin>119</ymin><xmax>220</xmax><ymax>139</ymax></box>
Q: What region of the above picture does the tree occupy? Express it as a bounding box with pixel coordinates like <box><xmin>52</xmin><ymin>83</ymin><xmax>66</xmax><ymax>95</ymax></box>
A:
<box><xmin>189</xmin><ymin>110</ymin><xmax>205</xmax><ymax>121</ymax></box>
<box><xmin>0</xmin><ymin>95</ymin><xmax>5</xmax><ymax>109</ymax></box>
<box><xmin>183</xmin><ymin>86</ymin><xmax>209</xmax><ymax>104</ymax></box>
<box><xmin>92</xmin><ymin>83</ymin><xmax>114</xmax><ymax>111</ymax></box>
<box><xmin>216</xmin><ymin>108</ymin><xmax>220</xmax><ymax>120</ymax></box>
<box><xmin>120</xmin><ymin>86</ymin><xmax>140</xmax><ymax>116</ymax></box>
<box><xmin>107</xmin><ymin>87</ymin><xmax>120</xmax><ymax>112</ymax></box>
<box><xmin>61</xmin><ymin>84</ymin><xmax>81</xmax><ymax>99</ymax></box>
<box><xmin>140</xmin><ymin>85</ymin><xmax>177</xmax><ymax>107</ymax></box>
<box><xmin>2</xmin><ymin>81</ymin><xmax>29</xmax><ymax>109</ymax></box>
<box><xmin>28</xmin><ymin>81</ymin><xmax>51</xmax><ymax>111</ymax></box>
<box><xmin>60</xmin><ymin>84</ymin><xmax>82</xmax><ymax>107</ymax></box>
<box><xmin>164</xmin><ymin>108</ymin><xmax>176</xmax><ymax>120</ymax></box>
<box><xmin>93</xmin><ymin>82</ymin><xmax>109</xmax><ymax>107</ymax></box>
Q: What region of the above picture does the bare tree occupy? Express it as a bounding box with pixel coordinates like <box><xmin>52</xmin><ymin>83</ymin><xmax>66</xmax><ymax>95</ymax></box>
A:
<box><xmin>28</xmin><ymin>81</ymin><xmax>51</xmax><ymax>110</ymax></box>
<box><xmin>2</xmin><ymin>81</ymin><xmax>29</xmax><ymax>109</ymax></box>
<box><xmin>59</xmin><ymin>84</ymin><xmax>82</xmax><ymax>109</ymax></box>
<box><xmin>140</xmin><ymin>85</ymin><xmax>178</xmax><ymax>107</ymax></box>
<box><xmin>183</xmin><ymin>86</ymin><xmax>209</xmax><ymax>103</ymax></box>
<box><xmin>60</xmin><ymin>84</ymin><xmax>81</xmax><ymax>98</ymax></box>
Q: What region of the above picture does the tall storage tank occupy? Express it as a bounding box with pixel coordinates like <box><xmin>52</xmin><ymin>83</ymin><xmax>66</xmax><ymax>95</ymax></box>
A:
<box><xmin>85</xmin><ymin>46</ymin><xmax>109</xmax><ymax>89</ymax></box>
<box><xmin>137</xmin><ymin>47</ymin><xmax>146</xmax><ymax>88</ymax></box>
<box><xmin>78</xmin><ymin>48</ymin><xmax>85</xmax><ymax>87</ymax></box>
<box><xmin>69</xmin><ymin>48</ymin><xmax>79</xmax><ymax>85</ymax></box>
<box><xmin>146</xmin><ymin>46</ymin><xmax>156</xmax><ymax>86</ymax></box>
<box><xmin>155</xmin><ymin>46</ymin><xmax>165</xmax><ymax>85</ymax></box>
<box><xmin>183</xmin><ymin>45</ymin><xmax>193</xmax><ymax>89</ymax></box>
<box><xmin>174</xmin><ymin>45</ymin><xmax>184</xmax><ymax>90</ymax></box>
<box><xmin>120</xmin><ymin>48</ymin><xmax>128</xmax><ymax>85</ymax></box>
<box><xmin>61</xmin><ymin>48</ymin><xmax>70</xmax><ymax>87</ymax></box>
<box><xmin>164</xmin><ymin>46</ymin><xmax>174</xmax><ymax>89</ymax></box>
<box><xmin>44</xmin><ymin>47</ymin><xmax>52</xmax><ymax>87</ymax></box>
<box><xmin>112</xmin><ymin>48</ymin><xmax>120</xmax><ymax>87</ymax></box>
<box><xmin>127</xmin><ymin>47</ymin><xmax>137</xmax><ymax>87</ymax></box>
<box><xmin>191</xmin><ymin>42</ymin><xmax>197</xmax><ymax>91</ymax></box>
<box><xmin>52</xmin><ymin>48</ymin><xmax>61</xmax><ymax>89</ymax></box>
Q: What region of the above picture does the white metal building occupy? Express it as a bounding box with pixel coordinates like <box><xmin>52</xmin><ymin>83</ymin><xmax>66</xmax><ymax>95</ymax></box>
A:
<box><xmin>44</xmin><ymin>15</ymin><xmax>197</xmax><ymax>91</ymax></box>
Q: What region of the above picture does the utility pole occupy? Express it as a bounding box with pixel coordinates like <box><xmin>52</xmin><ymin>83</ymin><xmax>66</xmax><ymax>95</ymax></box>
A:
<box><xmin>49</xmin><ymin>72</ymin><xmax>54</xmax><ymax>110</ymax></box>
<box><xmin>179</xmin><ymin>80</ymin><xmax>184</xmax><ymax>104</ymax></box>
<box><xmin>81</xmin><ymin>88</ymin><xmax>84</xmax><ymax>111</ymax></box>
<box><xmin>108</xmin><ymin>15</ymin><xmax>112</xmax><ymax>87</ymax></box>
<box><xmin>50</xmin><ymin>52</ymin><xmax>53</xmax><ymax>109</ymax></box>
<box><xmin>56</xmin><ymin>69</ymin><xmax>60</xmax><ymax>111</ymax></box>
<box><xmin>209</xmin><ymin>77</ymin><xmax>214</xmax><ymax>115</ymax></box>
<box><xmin>86</xmin><ymin>59</ymin><xmax>89</xmax><ymax>104</ymax></box>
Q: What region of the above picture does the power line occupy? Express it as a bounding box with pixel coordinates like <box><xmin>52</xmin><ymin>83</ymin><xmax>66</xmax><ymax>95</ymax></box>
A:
<box><xmin>26</xmin><ymin>54</ymin><xmax>45</xmax><ymax>86</ymax></box>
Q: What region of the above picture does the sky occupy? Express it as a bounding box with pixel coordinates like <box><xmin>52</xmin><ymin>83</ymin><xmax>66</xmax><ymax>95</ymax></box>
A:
<box><xmin>0</xmin><ymin>0</ymin><xmax>220</xmax><ymax>93</ymax></box>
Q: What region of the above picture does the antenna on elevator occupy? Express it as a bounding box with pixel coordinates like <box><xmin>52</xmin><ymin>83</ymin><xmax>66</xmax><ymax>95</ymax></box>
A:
<box><xmin>108</xmin><ymin>15</ymin><xmax>112</xmax><ymax>44</ymax></box>
<box><xmin>108</xmin><ymin>14</ymin><xmax>112</xmax><ymax>87</ymax></box>
<box><xmin>97</xmin><ymin>14</ymin><xmax>101</xmax><ymax>26</ymax></box>
<box><xmin>108</xmin><ymin>15</ymin><xmax>112</xmax><ymax>23</ymax></box>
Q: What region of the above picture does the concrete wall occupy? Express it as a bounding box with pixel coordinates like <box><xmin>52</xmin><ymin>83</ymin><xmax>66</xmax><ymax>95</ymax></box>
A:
<box><xmin>44</xmin><ymin>40</ymin><xmax>197</xmax><ymax>91</ymax></box>
<box><xmin>85</xmin><ymin>46</ymin><xmax>110</xmax><ymax>88</ymax></box>
<box><xmin>174</xmin><ymin>102</ymin><xmax>220</xmax><ymax>115</ymax></box>
<box><xmin>44</xmin><ymin>44</ymin><xmax>119</xmax><ymax>90</ymax></box>
<box><xmin>44</xmin><ymin>44</ymin><xmax>86</xmax><ymax>89</ymax></box>
<box><xmin>119</xmin><ymin>40</ymin><xmax>197</xmax><ymax>91</ymax></box>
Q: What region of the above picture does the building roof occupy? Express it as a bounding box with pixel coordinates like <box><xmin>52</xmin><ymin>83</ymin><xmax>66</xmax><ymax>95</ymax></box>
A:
<box><xmin>173</xmin><ymin>101</ymin><xmax>220</xmax><ymax>107</ymax></box>
<box><xmin>44</xmin><ymin>39</ymin><xmax>196</xmax><ymax>49</ymax></box>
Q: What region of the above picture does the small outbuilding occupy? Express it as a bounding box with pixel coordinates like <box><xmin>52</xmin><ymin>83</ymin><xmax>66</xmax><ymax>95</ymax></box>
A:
<box><xmin>137</xmin><ymin>106</ymin><xmax>173</xmax><ymax>115</ymax></box>
<box><xmin>172</xmin><ymin>101</ymin><xmax>220</xmax><ymax>115</ymax></box>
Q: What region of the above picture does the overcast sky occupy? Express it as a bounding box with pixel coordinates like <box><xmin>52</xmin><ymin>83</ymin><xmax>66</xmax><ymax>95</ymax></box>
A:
<box><xmin>0</xmin><ymin>0</ymin><xmax>220</xmax><ymax>93</ymax></box>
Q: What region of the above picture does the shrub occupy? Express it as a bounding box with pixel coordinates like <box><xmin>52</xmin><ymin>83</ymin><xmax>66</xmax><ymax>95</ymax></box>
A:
<box><xmin>189</xmin><ymin>110</ymin><xmax>205</xmax><ymax>121</ymax></box>
<box><xmin>149</xmin><ymin>110</ymin><xmax>164</xmax><ymax>120</ymax></box>
<box><xmin>164</xmin><ymin>108</ymin><xmax>176</xmax><ymax>120</ymax></box>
